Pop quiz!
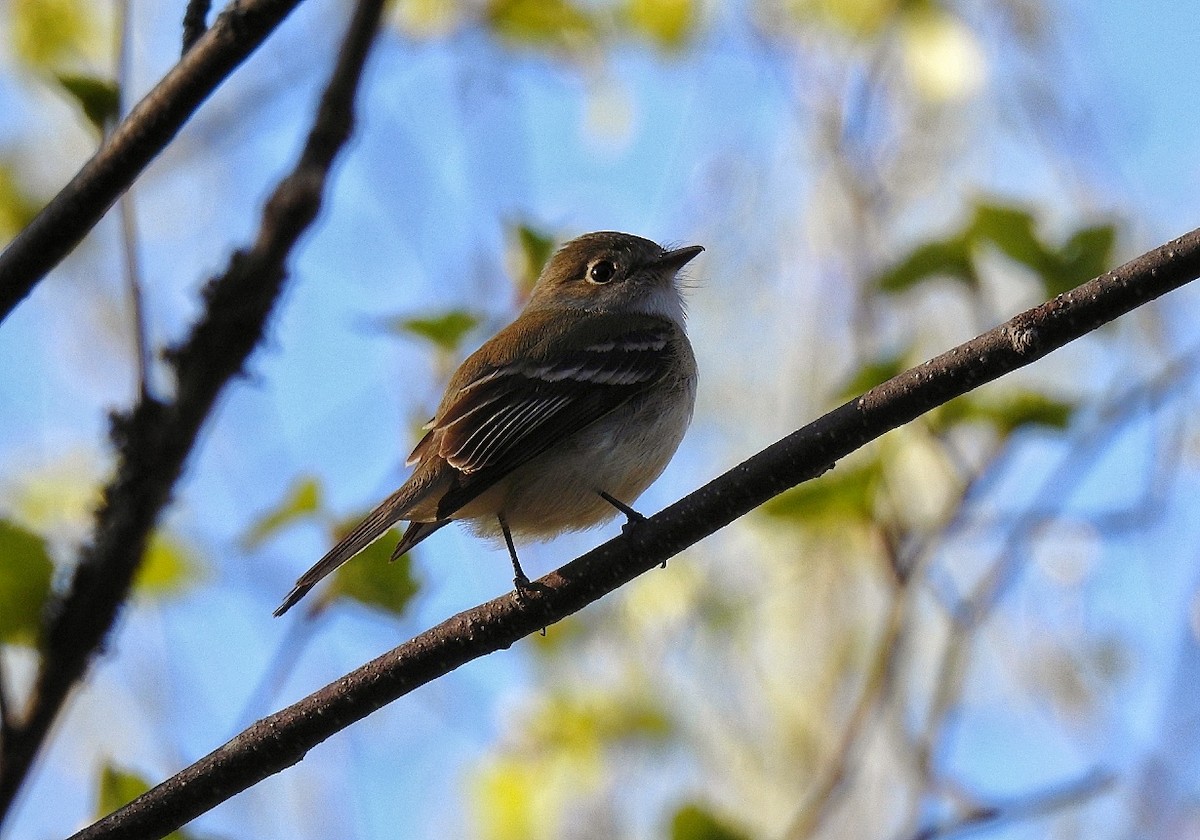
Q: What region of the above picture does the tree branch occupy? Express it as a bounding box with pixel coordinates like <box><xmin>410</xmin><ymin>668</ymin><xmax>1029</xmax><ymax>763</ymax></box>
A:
<box><xmin>70</xmin><ymin>227</ymin><xmax>1200</xmax><ymax>840</ymax></box>
<box><xmin>0</xmin><ymin>0</ymin><xmax>382</xmax><ymax>824</ymax></box>
<box><xmin>905</xmin><ymin>769</ymin><xmax>1114</xmax><ymax>840</ymax></box>
<box><xmin>182</xmin><ymin>0</ymin><xmax>213</xmax><ymax>54</ymax></box>
<box><xmin>0</xmin><ymin>0</ymin><xmax>307</xmax><ymax>324</ymax></box>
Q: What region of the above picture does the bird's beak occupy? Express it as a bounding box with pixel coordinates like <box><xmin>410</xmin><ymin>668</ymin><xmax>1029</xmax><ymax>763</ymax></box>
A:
<box><xmin>651</xmin><ymin>244</ymin><xmax>704</xmax><ymax>272</ymax></box>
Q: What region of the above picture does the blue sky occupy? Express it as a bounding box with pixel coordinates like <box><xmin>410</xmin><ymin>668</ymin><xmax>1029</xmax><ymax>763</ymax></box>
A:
<box><xmin>3</xmin><ymin>0</ymin><xmax>1200</xmax><ymax>837</ymax></box>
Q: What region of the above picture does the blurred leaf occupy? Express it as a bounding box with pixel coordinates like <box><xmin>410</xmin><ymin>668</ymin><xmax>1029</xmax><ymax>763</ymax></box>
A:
<box><xmin>242</xmin><ymin>476</ymin><xmax>323</xmax><ymax>550</ymax></box>
<box><xmin>97</xmin><ymin>765</ymin><xmax>196</xmax><ymax>840</ymax></box>
<box><xmin>486</xmin><ymin>0</ymin><xmax>596</xmax><ymax>47</ymax></box>
<box><xmin>879</xmin><ymin>202</ymin><xmax>1117</xmax><ymax>299</ymax></box>
<box><xmin>670</xmin><ymin>803</ymin><xmax>753</xmax><ymax>840</ymax></box>
<box><xmin>97</xmin><ymin>765</ymin><xmax>149</xmax><ymax>817</ymax></box>
<box><xmin>838</xmin><ymin>351</ymin><xmax>910</xmax><ymax>399</ymax></box>
<box><xmin>530</xmin><ymin>613</ymin><xmax>588</xmax><ymax>654</ymax></box>
<box><xmin>932</xmin><ymin>391</ymin><xmax>1074</xmax><ymax>435</ymax></box>
<box><xmin>624</xmin><ymin>0</ymin><xmax>697</xmax><ymax>48</ymax></box>
<box><xmin>511</xmin><ymin>223</ymin><xmax>556</xmax><ymax>295</ymax></box>
<box><xmin>876</xmin><ymin>237</ymin><xmax>975</xmax><ymax>292</ymax></box>
<box><xmin>0</xmin><ymin>162</ymin><xmax>40</xmax><ymax>241</ymax></box>
<box><xmin>1044</xmin><ymin>223</ymin><xmax>1116</xmax><ymax>296</ymax></box>
<box><xmin>392</xmin><ymin>310</ymin><xmax>480</xmax><ymax>353</ymax></box>
<box><xmin>971</xmin><ymin>203</ymin><xmax>1044</xmax><ymax>269</ymax></box>
<box><xmin>134</xmin><ymin>530</ymin><xmax>198</xmax><ymax>598</ymax></box>
<box><xmin>391</xmin><ymin>0</ymin><xmax>465</xmax><ymax>38</ymax></box>
<box><xmin>0</xmin><ymin>520</ymin><xmax>53</xmax><ymax>646</ymax></box>
<box><xmin>788</xmin><ymin>0</ymin><xmax>902</xmax><ymax>36</ymax></box>
<box><xmin>473</xmin><ymin>757</ymin><xmax>540</xmax><ymax>840</ymax></box>
<box><xmin>11</xmin><ymin>0</ymin><xmax>99</xmax><ymax>68</ymax></box>
<box><xmin>330</xmin><ymin>528</ymin><xmax>420</xmax><ymax>616</ymax></box>
<box><xmin>760</xmin><ymin>459</ymin><xmax>883</xmax><ymax>525</ymax></box>
<box><xmin>533</xmin><ymin>689</ymin><xmax>672</xmax><ymax>754</ymax></box>
<box><xmin>56</xmin><ymin>73</ymin><xmax>119</xmax><ymax>132</ymax></box>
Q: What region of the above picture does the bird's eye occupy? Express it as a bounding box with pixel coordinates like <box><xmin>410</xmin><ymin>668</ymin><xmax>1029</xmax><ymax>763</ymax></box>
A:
<box><xmin>587</xmin><ymin>260</ymin><xmax>616</xmax><ymax>284</ymax></box>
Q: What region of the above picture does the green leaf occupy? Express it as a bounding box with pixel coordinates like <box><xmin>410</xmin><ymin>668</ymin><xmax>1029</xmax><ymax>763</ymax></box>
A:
<box><xmin>97</xmin><ymin>765</ymin><xmax>149</xmax><ymax>816</ymax></box>
<box><xmin>669</xmin><ymin>803</ymin><xmax>753</xmax><ymax>840</ymax></box>
<box><xmin>330</xmin><ymin>528</ymin><xmax>420</xmax><ymax>616</ymax></box>
<box><xmin>0</xmin><ymin>162</ymin><xmax>40</xmax><ymax>240</ymax></box>
<box><xmin>760</xmin><ymin>459</ymin><xmax>883</xmax><ymax>525</ymax></box>
<box><xmin>876</xmin><ymin>236</ymin><xmax>975</xmax><ymax>292</ymax></box>
<box><xmin>133</xmin><ymin>530</ymin><xmax>198</xmax><ymax>597</ymax></box>
<box><xmin>472</xmin><ymin>757</ymin><xmax>540</xmax><ymax>840</ymax></box>
<box><xmin>970</xmin><ymin>203</ymin><xmax>1045</xmax><ymax>270</ymax></box>
<box><xmin>787</xmin><ymin>0</ymin><xmax>902</xmax><ymax>37</ymax></box>
<box><xmin>0</xmin><ymin>520</ymin><xmax>53</xmax><ymax>646</ymax></box>
<box><xmin>879</xmin><ymin>202</ymin><xmax>1118</xmax><ymax>300</ymax></box>
<box><xmin>242</xmin><ymin>476</ymin><xmax>323</xmax><ymax>549</ymax></box>
<box><xmin>932</xmin><ymin>391</ymin><xmax>1074</xmax><ymax>435</ymax></box>
<box><xmin>1043</xmin><ymin>223</ymin><xmax>1115</xmax><ymax>296</ymax></box>
<box><xmin>97</xmin><ymin>765</ymin><xmax>197</xmax><ymax>840</ymax></box>
<box><xmin>512</xmin><ymin>223</ymin><xmax>556</xmax><ymax>295</ymax></box>
<box><xmin>530</xmin><ymin>613</ymin><xmax>587</xmax><ymax>654</ymax></box>
<box><xmin>392</xmin><ymin>310</ymin><xmax>480</xmax><ymax>353</ymax></box>
<box><xmin>624</xmin><ymin>0</ymin><xmax>697</xmax><ymax>49</ymax></box>
<box><xmin>11</xmin><ymin>0</ymin><xmax>99</xmax><ymax>68</ymax></box>
<box><xmin>486</xmin><ymin>0</ymin><xmax>596</xmax><ymax>47</ymax></box>
<box><xmin>838</xmin><ymin>351</ymin><xmax>910</xmax><ymax>399</ymax></box>
<box><xmin>535</xmin><ymin>689</ymin><xmax>672</xmax><ymax>750</ymax></box>
<box><xmin>56</xmin><ymin>73</ymin><xmax>119</xmax><ymax>132</ymax></box>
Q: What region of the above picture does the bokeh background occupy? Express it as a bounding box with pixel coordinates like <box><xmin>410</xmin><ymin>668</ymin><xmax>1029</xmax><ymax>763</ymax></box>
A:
<box><xmin>3</xmin><ymin>0</ymin><xmax>1200</xmax><ymax>838</ymax></box>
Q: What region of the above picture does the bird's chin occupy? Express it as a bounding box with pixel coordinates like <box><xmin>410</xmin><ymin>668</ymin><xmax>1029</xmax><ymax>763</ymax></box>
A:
<box><xmin>627</xmin><ymin>281</ymin><xmax>687</xmax><ymax>325</ymax></box>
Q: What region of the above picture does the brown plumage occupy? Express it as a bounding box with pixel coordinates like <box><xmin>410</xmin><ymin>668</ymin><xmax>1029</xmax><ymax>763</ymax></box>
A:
<box><xmin>274</xmin><ymin>232</ymin><xmax>701</xmax><ymax>616</ymax></box>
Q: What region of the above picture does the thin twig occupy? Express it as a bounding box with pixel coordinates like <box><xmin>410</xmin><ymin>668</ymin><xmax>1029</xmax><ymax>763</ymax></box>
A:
<box><xmin>116</xmin><ymin>0</ymin><xmax>152</xmax><ymax>397</ymax></box>
<box><xmin>0</xmin><ymin>0</ymin><xmax>380</xmax><ymax>824</ymax></box>
<box><xmin>69</xmin><ymin>227</ymin><xmax>1200</xmax><ymax>840</ymax></box>
<box><xmin>781</xmin><ymin>450</ymin><xmax>1005</xmax><ymax>840</ymax></box>
<box><xmin>0</xmin><ymin>0</ymin><xmax>308</xmax><ymax>323</ymax></box>
<box><xmin>182</xmin><ymin>0</ymin><xmax>213</xmax><ymax>53</ymax></box>
<box><xmin>784</xmin><ymin>576</ymin><xmax>909</xmax><ymax>839</ymax></box>
<box><xmin>904</xmin><ymin>769</ymin><xmax>1115</xmax><ymax>840</ymax></box>
<box><xmin>908</xmin><ymin>347</ymin><xmax>1197</xmax><ymax>802</ymax></box>
<box><xmin>118</xmin><ymin>193</ymin><xmax>149</xmax><ymax>396</ymax></box>
<box><xmin>233</xmin><ymin>610</ymin><xmax>322</xmax><ymax>732</ymax></box>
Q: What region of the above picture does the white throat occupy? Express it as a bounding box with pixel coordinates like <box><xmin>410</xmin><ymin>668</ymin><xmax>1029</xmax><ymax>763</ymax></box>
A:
<box><xmin>630</xmin><ymin>281</ymin><xmax>687</xmax><ymax>327</ymax></box>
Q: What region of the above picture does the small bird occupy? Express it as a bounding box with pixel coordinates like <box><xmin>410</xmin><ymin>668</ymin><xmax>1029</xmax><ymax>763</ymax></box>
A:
<box><xmin>274</xmin><ymin>231</ymin><xmax>702</xmax><ymax>616</ymax></box>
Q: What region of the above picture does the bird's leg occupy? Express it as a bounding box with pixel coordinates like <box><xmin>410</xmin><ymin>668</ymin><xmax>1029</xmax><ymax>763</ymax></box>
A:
<box><xmin>498</xmin><ymin>514</ymin><xmax>533</xmax><ymax>594</ymax></box>
<box><xmin>598</xmin><ymin>491</ymin><xmax>646</xmax><ymax>529</ymax></box>
<box><xmin>598</xmin><ymin>491</ymin><xmax>665</xmax><ymax>567</ymax></box>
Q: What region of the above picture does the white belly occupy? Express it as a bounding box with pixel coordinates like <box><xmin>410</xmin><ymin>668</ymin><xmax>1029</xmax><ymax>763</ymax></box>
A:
<box><xmin>458</xmin><ymin>375</ymin><xmax>696</xmax><ymax>540</ymax></box>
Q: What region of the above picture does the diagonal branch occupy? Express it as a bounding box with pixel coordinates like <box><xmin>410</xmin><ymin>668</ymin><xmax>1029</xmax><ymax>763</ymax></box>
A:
<box><xmin>0</xmin><ymin>0</ymin><xmax>307</xmax><ymax>324</ymax></box>
<box><xmin>0</xmin><ymin>0</ymin><xmax>384</xmax><ymax>824</ymax></box>
<box><xmin>70</xmin><ymin>227</ymin><xmax>1200</xmax><ymax>840</ymax></box>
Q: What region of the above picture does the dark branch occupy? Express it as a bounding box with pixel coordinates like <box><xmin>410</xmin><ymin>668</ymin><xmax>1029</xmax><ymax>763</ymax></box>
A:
<box><xmin>69</xmin><ymin>227</ymin><xmax>1200</xmax><ymax>840</ymax></box>
<box><xmin>0</xmin><ymin>0</ymin><xmax>382</xmax><ymax>824</ymax></box>
<box><xmin>0</xmin><ymin>0</ymin><xmax>307</xmax><ymax>324</ymax></box>
<box><xmin>0</xmin><ymin>658</ymin><xmax>10</xmax><ymax>748</ymax></box>
<box><xmin>182</xmin><ymin>0</ymin><xmax>213</xmax><ymax>53</ymax></box>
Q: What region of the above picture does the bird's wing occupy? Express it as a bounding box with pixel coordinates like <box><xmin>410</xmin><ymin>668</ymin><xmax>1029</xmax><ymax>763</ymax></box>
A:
<box><xmin>426</xmin><ymin>315</ymin><xmax>681</xmax><ymax>519</ymax></box>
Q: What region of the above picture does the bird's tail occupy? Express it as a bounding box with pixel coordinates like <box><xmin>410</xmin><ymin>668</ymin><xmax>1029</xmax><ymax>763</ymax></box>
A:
<box><xmin>273</xmin><ymin>482</ymin><xmax>445</xmax><ymax>617</ymax></box>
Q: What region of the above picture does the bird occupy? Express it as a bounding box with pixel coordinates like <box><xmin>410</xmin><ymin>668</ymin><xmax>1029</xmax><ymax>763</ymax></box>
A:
<box><xmin>274</xmin><ymin>231</ymin><xmax>702</xmax><ymax>616</ymax></box>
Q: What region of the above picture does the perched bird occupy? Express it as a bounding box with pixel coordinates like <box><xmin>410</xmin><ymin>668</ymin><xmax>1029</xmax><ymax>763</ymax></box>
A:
<box><xmin>274</xmin><ymin>231</ymin><xmax>702</xmax><ymax>616</ymax></box>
